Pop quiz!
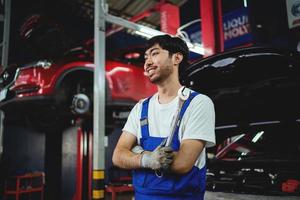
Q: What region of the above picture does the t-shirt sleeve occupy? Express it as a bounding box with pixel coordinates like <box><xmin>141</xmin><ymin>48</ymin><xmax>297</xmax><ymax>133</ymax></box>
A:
<box><xmin>182</xmin><ymin>94</ymin><xmax>216</xmax><ymax>148</ymax></box>
<box><xmin>122</xmin><ymin>101</ymin><xmax>141</xmax><ymax>138</ymax></box>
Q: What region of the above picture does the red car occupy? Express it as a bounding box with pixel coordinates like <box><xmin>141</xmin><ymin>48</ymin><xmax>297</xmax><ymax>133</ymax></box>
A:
<box><xmin>0</xmin><ymin>41</ymin><xmax>156</xmax><ymax>126</ymax></box>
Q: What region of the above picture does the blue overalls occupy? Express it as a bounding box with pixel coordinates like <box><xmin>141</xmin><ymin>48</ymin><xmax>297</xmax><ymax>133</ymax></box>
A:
<box><xmin>133</xmin><ymin>92</ymin><xmax>207</xmax><ymax>200</ymax></box>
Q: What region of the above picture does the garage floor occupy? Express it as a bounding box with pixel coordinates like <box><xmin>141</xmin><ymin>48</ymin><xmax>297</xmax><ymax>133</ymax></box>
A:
<box><xmin>205</xmin><ymin>191</ymin><xmax>300</xmax><ymax>200</ymax></box>
<box><xmin>104</xmin><ymin>191</ymin><xmax>300</xmax><ymax>200</ymax></box>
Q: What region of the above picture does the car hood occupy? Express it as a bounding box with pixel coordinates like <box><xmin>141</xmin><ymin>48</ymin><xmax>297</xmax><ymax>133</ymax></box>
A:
<box><xmin>184</xmin><ymin>46</ymin><xmax>300</xmax><ymax>126</ymax></box>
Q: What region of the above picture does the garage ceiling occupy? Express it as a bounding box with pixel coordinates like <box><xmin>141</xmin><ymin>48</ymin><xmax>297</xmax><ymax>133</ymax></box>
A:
<box><xmin>8</xmin><ymin>0</ymin><xmax>192</xmax><ymax>63</ymax></box>
<box><xmin>61</xmin><ymin>0</ymin><xmax>188</xmax><ymax>29</ymax></box>
<box><xmin>107</xmin><ymin>0</ymin><xmax>187</xmax><ymax>28</ymax></box>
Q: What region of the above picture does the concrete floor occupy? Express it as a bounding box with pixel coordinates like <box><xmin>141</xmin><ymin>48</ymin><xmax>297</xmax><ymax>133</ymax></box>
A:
<box><xmin>104</xmin><ymin>191</ymin><xmax>300</xmax><ymax>200</ymax></box>
<box><xmin>205</xmin><ymin>191</ymin><xmax>300</xmax><ymax>200</ymax></box>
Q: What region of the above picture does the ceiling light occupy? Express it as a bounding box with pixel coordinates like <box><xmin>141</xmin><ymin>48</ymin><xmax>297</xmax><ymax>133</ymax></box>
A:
<box><xmin>106</xmin><ymin>14</ymin><xmax>205</xmax><ymax>55</ymax></box>
<box><xmin>252</xmin><ymin>131</ymin><xmax>264</xmax><ymax>143</ymax></box>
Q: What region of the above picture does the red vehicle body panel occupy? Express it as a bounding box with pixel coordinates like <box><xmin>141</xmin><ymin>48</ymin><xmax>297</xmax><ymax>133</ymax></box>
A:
<box><xmin>6</xmin><ymin>59</ymin><xmax>156</xmax><ymax>104</ymax></box>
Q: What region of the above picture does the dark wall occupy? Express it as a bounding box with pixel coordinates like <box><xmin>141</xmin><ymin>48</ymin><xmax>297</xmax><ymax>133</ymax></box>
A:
<box><xmin>248</xmin><ymin>0</ymin><xmax>289</xmax><ymax>48</ymax></box>
<box><xmin>2</xmin><ymin>125</ymin><xmax>45</xmax><ymax>175</ymax></box>
<box><xmin>0</xmin><ymin>123</ymin><xmax>45</xmax><ymax>197</ymax></box>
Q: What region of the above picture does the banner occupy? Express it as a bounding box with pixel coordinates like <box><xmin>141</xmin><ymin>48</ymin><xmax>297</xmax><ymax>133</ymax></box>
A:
<box><xmin>286</xmin><ymin>0</ymin><xmax>300</xmax><ymax>29</ymax></box>
<box><xmin>179</xmin><ymin>7</ymin><xmax>252</xmax><ymax>51</ymax></box>
<box><xmin>223</xmin><ymin>7</ymin><xmax>252</xmax><ymax>49</ymax></box>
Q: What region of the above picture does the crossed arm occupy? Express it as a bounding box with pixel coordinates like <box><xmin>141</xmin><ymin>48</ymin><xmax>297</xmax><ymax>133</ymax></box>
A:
<box><xmin>112</xmin><ymin>131</ymin><xmax>142</xmax><ymax>169</ymax></box>
<box><xmin>112</xmin><ymin>131</ymin><xmax>206</xmax><ymax>174</ymax></box>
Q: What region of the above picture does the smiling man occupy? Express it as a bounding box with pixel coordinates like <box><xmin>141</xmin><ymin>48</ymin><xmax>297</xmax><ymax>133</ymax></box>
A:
<box><xmin>112</xmin><ymin>35</ymin><xmax>215</xmax><ymax>200</ymax></box>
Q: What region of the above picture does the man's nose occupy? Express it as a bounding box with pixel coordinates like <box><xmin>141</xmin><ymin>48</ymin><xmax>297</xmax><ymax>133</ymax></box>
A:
<box><xmin>144</xmin><ymin>57</ymin><xmax>153</xmax><ymax>68</ymax></box>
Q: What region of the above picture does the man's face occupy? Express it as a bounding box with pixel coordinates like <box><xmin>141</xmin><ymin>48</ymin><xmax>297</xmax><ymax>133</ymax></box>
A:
<box><xmin>144</xmin><ymin>44</ymin><xmax>174</xmax><ymax>84</ymax></box>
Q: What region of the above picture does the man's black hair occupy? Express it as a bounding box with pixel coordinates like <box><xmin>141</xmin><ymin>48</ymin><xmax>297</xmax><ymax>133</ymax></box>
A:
<box><xmin>145</xmin><ymin>35</ymin><xmax>189</xmax><ymax>78</ymax></box>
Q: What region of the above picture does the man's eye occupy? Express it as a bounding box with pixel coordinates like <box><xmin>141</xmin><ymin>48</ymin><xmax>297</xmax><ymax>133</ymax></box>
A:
<box><xmin>151</xmin><ymin>51</ymin><xmax>159</xmax><ymax>56</ymax></box>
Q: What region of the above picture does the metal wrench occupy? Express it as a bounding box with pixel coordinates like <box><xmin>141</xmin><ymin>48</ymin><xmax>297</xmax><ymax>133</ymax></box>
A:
<box><xmin>155</xmin><ymin>86</ymin><xmax>190</xmax><ymax>177</ymax></box>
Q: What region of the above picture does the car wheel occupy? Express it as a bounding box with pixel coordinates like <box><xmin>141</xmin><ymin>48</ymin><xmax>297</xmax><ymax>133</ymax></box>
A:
<box><xmin>55</xmin><ymin>72</ymin><xmax>93</xmax><ymax>117</ymax></box>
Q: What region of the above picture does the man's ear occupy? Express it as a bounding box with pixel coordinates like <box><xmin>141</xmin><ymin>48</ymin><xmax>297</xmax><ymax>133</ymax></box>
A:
<box><xmin>173</xmin><ymin>52</ymin><xmax>183</xmax><ymax>65</ymax></box>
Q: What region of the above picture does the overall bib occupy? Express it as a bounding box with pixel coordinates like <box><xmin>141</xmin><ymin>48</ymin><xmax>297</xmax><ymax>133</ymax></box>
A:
<box><xmin>133</xmin><ymin>92</ymin><xmax>207</xmax><ymax>200</ymax></box>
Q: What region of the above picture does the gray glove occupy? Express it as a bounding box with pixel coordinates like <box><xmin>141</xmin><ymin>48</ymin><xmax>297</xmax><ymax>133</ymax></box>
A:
<box><xmin>131</xmin><ymin>145</ymin><xmax>144</xmax><ymax>154</ymax></box>
<box><xmin>140</xmin><ymin>145</ymin><xmax>174</xmax><ymax>170</ymax></box>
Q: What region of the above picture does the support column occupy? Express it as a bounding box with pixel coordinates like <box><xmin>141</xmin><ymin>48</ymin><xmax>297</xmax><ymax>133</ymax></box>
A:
<box><xmin>1</xmin><ymin>0</ymin><xmax>11</xmax><ymax>68</ymax></box>
<box><xmin>200</xmin><ymin>0</ymin><xmax>224</xmax><ymax>57</ymax></box>
<box><xmin>93</xmin><ymin>0</ymin><xmax>106</xmax><ymax>199</ymax></box>
<box><xmin>160</xmin><ymin>3</ymin><xmax>180</xmax><ymax>35</ymax></box>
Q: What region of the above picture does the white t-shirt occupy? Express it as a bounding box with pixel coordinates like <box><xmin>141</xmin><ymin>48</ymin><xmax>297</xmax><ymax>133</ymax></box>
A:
<box><xmin>123</xmin><ymin>88</ymin><xmax>216</xmax><ymax>169</ymax></box>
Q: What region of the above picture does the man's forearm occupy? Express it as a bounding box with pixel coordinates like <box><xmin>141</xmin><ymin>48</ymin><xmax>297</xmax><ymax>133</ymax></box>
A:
<box><xmin>112</xmin><ymin>148</ymin><xmax>142</xmax><ymax>169</ymax></box>
<box><xmin>170</xmin><ymin>140</ymin><xmax>206</xmax><ymax>174</ymax></box>
<box><xmin>170</xmin><ymin>152</ymin><xmax>192</xmax><ymax>174</ymax></box>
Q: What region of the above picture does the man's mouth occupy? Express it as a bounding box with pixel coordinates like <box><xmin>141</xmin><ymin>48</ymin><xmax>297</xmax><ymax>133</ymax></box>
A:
<box><xmin>146</xmin><ymin>67</ymin><xmax>156</xmax><ymax>76</ymax></box>
<box><xmin>148</xmin><ymin>69</ymin><xmax>155</xmax><ymax>75</ymax></box>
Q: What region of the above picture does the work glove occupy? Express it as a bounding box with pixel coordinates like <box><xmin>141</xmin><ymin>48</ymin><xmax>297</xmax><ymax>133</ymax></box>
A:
<box><xmin>131</xmin><ymin>145</ymin><xmax>145</xmax><ymax>154</ymax></box>
<box><xmin>140</xmin><ymin>145</ymin><xmax>174</xmax><ymax>170</ymax></box>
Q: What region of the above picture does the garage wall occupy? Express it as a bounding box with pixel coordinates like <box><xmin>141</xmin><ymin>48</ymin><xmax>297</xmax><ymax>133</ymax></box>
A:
<box><xmin>2</xmin><ymin>125</ymin><xmax>45</xmax><ymax>175</ymax></box>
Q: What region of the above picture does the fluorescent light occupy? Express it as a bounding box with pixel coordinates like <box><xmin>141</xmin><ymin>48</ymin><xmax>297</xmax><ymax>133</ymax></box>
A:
<box><xmin>243</xmin><ymin>0</ymin><xmax>247</xmax><ymax>7</ymax></box>
<box><xmin>252</xmin><ymin>131</ymin><xmax>264</xmax><ymax>143</ymax></box>
<box><xmin>137</xmin><ymin>22</ymin><xmax>205</xmax><ymax>54</ymax></box>
<box><xmin>186</xmin><ymin>42</ymin><xmax>193</xmax><ymax>48</ymax></box>
<box><xmin>249</xmin><ymin>121</ymin><xmax>280</xmax><ymax>126</ymax></box>
<box><xmin>135</xmin><ymin>31</ymin><xmax>153</xmax><ymax>38</ymax></box>
<box><xmin>106</xmin><ymin>13</ymin><xmax>205</xmax><ymax>55</ymax></box>
<box><xmin>135</xmin><ymin>30</ymin><xmax>205</xmax><ymax>54</ymax></box>
<box><xmin>184</xmin><ymin>41</ymin><xmax>205</xmax><ymax>54</ymax></box>
<box><xmin>138</xmin><ymin>27</ymin><xmax>164</xmax><ymax>36</ymax></box>
<box><xmin>187</xmin><ymin>42</ymin><xmax>205</xmax><ymax>55</ymax></box>
<box><xmin>215</xmin><ymin>124</ymin><xmax>238</xmax><ymax>130</ymax></box>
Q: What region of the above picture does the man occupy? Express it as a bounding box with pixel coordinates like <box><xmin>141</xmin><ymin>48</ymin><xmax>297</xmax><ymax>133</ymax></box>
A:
<box><xmin>112</xmin><ymin>35</ymin><xmax>215</xmax><ymax>199</ymax></box>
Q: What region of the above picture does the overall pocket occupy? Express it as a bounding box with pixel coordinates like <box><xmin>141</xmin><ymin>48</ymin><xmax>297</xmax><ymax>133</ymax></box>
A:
<box><xmin>143</xmin><ymin>171</ymin><xmax>175</xmax><ymax>191</ymax></box>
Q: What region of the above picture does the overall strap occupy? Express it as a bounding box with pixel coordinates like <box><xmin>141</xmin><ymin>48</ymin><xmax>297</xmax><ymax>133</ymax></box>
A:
<box><xmin>170</xmin><ymin>92</ymin><xmax>199</xmax><ymax>145</ymax></box>
<box><xmin>140</xmin><ymin>96</ymin><xmax>152</xmax><ymax>139</ymax></box>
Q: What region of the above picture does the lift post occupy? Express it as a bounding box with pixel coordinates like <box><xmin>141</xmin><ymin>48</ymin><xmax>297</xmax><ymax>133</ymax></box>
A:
<box><xmin>93</xmin><ymin>0</ymin><xmax>106</xmax><ymax>199</ymax></box>
<box><xmin>200</xmin><ymin>0</ymin><xmax>224</xmax><ymax>56</ymax></box>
